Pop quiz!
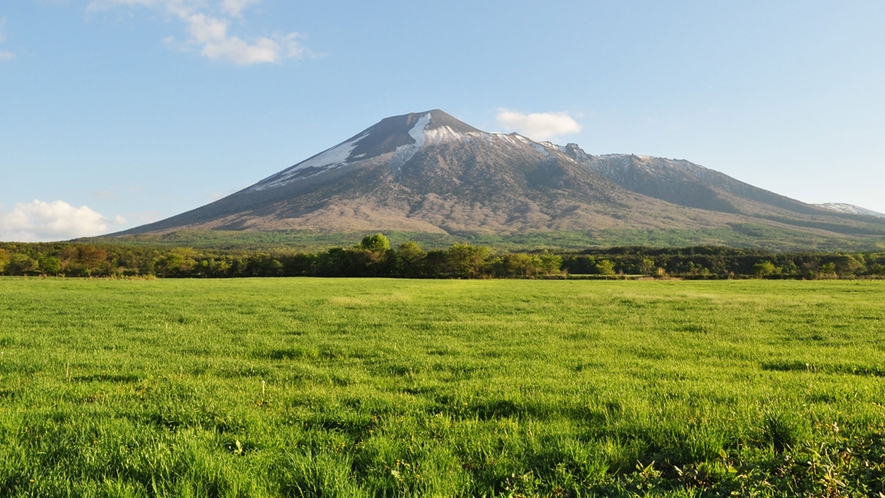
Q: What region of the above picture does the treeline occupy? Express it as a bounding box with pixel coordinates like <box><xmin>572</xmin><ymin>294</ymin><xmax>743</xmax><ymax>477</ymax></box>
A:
<box><xmin>562</xmin><ymin>246</ymin><xmax>885</xmax><ymax>279</ymax></box>
<box><xmin>1</xmin><ymin>235</ymin><xmax>884</xmax><ymax>279</ymax></box>
<box><xmin>0</xmin><ymin>235</ymin><xmax>561</xmax><ymax>279</ymax></box>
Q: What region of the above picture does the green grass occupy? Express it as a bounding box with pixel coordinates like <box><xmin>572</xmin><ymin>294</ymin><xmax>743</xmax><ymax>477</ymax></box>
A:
<box><xmin>1</xmin><ymin>278</ymin><xmax>884</xmax><ymax>496</ymax></box>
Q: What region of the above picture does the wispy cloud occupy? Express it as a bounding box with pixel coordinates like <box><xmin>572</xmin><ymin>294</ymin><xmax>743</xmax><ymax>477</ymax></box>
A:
<box><xmin>0</xmin><ymin>200</ymin><xmax>125</xmax><ymax>242</ymax></box>
<box><xmin>87</xmin><ymin>0</ymin><xmax>319</xmax><ymax>65</ymax></box>
<box><xmin>495</xmin><ymin>109</ymin><xmax>582</xmax><ymax>142</ymax></box>
<box><xmin>220</xmin><ymin>0</ymin><xmax>259</xmax><ymax>17</ymax></box>
<box><xmin>0</xmin><ymin>17</ymin><xmax>13</xmax><ymax>61</ymax></box>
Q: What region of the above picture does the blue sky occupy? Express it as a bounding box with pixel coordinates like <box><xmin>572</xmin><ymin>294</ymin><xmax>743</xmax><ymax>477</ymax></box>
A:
<box><xmin>2</xmin><ymin>1</ymin><xmax>884</xmax><ymax>241</ymax></box>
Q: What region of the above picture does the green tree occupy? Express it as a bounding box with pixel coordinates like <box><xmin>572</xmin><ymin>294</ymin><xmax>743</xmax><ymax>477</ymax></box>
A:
<box><xmin>752</xmin><ymin>261</ymin><xmax>776</xmax><ymax>278</ymax></box>
<box><xmin>539</xmin><ymin>253</ymin><xmax>563</xmax><ymax>275</ymax></box>
<box><xmin>818</xmin><ymin>262</ymin><xmax>837</xmax><ymax>278</ymax></box>
<box><xmin>7</xmin><ymin>253</ymin><xmax>38</xmax><ymax>275</ymax></box>
<box><xmin>780</xmin><ymin>259</ymin><xmax>800</xmax><ymax>277</ymax></box>
<box><xmin>349</xmin><ymin>249</ymin><xmax>380</xmax><ymax>276</ymax></box>
<box><xmin>352</xmin><ymin>234</ymin><xmax>393</xmax><ymax>276</ymax></box>
<box><xmin>37</xmin><ymin>255</ymin><xmax>62</xmax><ymax>275</ymax></box>
<box><xmin>317</xmin><ymin>247</ymin><xmax>348</xmax><ymax>277</ymax></box>
<box><xmin>360</xmin><ymin>233</ymin><xmax>391</xmax><ymax>253</ymax></box>
<box><xmin>595</xmin><ymin>259</ymin><xmax>616</xmax><ymax>276</ymax></box>
<box><xmin>154</xmin><ymin>249</ymin><xmax>196</xmax><ymax>277</ymax></box>
<box><xmin>0</xmin><ymin>249</ymin><xmax>9</xmax><ymax>274</ymax></box>
<box><xmin>832</xmin><ymin>254</ymin><xmax>865</xmax><ymax>276</ymax></box>
<box><xmin>395</xmin><ymin>241</ymin><xmax>426</xmax><ymax>278</ymax></box>
<box><xmin>446</xmin><ymin>243</ymin><xmax>491</xmax><ymax>279</ymax></box>
<box><xmin>498</xmin><ymin>253</ymin><xmax>540</xmax><ymax>277</ymax></box>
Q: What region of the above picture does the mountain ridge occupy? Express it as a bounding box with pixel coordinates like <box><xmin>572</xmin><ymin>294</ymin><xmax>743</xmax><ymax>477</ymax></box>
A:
<box><xmin>814</xmin><ymin>203</ymin><xmax>885</xmax><ymax>218</ymax></box>
<box><xmin>111</xmin><ymin>110</ymin><xmax>885</xmax><ymax>249</ymax></box>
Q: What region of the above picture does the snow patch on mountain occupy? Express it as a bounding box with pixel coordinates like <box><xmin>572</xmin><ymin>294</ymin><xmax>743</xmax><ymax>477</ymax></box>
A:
<box><xmin>250</xmin><ymin>132</ymin><xmax>370</xmax><ymax>191</ymax></box>
<box><xmin>581</xmin><ymin>154</ymin><xmax>718</xmax><ymax>185</ymax></box>
<box><xmin>389</xmin><ymin>113</ymin><xmax>432</xmax><ymax>174</ymax></box>
<box><xmin>410</xmin><ymin>114</ymin><xmax>431</xmax><ymax>144</ymax></box>
<box><xmin>815</xmin><ymin>203</ymin><xmax>885</xmax><ymax>218</ymax></box>
<box><xmin>490</xmin><ymin>133</ymin><xmax>530</xmax><ymax>148</ymax></box>
<box><xmin>530</xmin><ymin>143</ymin><xmax>551</xmax><ymax>159</ymax></box>
<box><xmin>425</xmin><ymin>125</ymin><xmax>476</xmax><ymax>145</ymax></box>
<box><xmin>511</xmin><ymin>134</ymin><xmax>531</xmax><ymax>144</ymax></box>
<box><xmin>630</xmin><ymin>155</ymin><xmax>711</xmax><ymax>175</ymax></box>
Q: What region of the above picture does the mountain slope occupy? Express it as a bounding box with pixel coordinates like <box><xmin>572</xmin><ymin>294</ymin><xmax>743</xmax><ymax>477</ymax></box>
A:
<box><xmin>113</xmin><ymin>110</ymin><xmax>885</xmax><ymax>247</ymax></box>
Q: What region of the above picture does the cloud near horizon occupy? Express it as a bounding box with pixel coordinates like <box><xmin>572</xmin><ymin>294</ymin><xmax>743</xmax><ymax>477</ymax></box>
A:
<box><xmin>0</xmin><ymin>200</ymin><xmax>125</xmax><ymax>242</ymax></box>
<box><xmin>87</xmin><ymin>0</ymin><xmax>318</xmax><ymax>65</ymax></box>
<box><xmin>495</xmin><ymin>109</ymin><xmax>582</xmax><ymax>142</ymax></box>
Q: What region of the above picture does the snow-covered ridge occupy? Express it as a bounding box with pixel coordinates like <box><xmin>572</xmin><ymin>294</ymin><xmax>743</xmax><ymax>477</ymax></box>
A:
<box><xmin>581</xmin><ymin>153</ymin><xmax>717</xmax><ymax>184</ymax></box>
<box><xmin>623</xmin><ymin>155</ymin><xmax>711</xmax><ymax>174</ymax></box>
<box><xmin>245</xmin><ymin>110</ymin><xmax>729</xmax><ymax>196</ymax></box>
<box><xmin>250</xmin><ymin>113</ymin><xmax>440</xmax><ymax>192</ymax></box>
<box><xmin>424</xmin><ymin>125</ymin><xmax>479</xmax><ymax>145</ymax></box>
<box><xmin>250</xmin><ymin>132</ymin><xmax>370</xmax><ymax>191</ymax></box>
<box><xmin>478</xmin><ymin>133</ymin><xmax>575</xmax><ymax>162</ymax></box>
<box><xmin>815</xmin><ymin>203</ymin><xmax>885</xmax><ymax>218</ymax></box>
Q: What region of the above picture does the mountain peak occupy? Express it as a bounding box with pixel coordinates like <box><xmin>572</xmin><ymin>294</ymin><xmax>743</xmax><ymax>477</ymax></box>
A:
<box><xmin>422</xmin><ymin>109</ymin><xmax>483</xmax><ymax>134</ymax></box>
<box><xmin>249</xmin><ymin>110</ymin><xmax>482</xmax><ymax>191</ymax></box>
<box><xmin>113</xmin><ymin>109</ymin><xmax>885</xmax><ymax>249</ymax></box>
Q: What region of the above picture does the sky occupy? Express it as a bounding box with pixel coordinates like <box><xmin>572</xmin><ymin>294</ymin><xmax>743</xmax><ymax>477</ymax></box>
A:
<box><xmin>2</xmin><ymin>1</ymin><xmax>884</xmax><ymax>241</ymax></box>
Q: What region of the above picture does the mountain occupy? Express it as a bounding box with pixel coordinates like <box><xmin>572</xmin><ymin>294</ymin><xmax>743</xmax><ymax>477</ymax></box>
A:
<box><xmin>112</xmin><ymin>110</ymin><xmax>885</xmax><ymax>249</ymax></box>
<box><xmin>814</xmin><ymin>203</ymin><xmax>885</xmax><ymax>218</ymax></box>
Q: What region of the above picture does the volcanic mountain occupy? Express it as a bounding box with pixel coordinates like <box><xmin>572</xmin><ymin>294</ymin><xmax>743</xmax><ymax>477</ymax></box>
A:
<box><xmin>116</xmin><ymin>110</ymin><xmax>885</xmax><ymax>248</ymax></box>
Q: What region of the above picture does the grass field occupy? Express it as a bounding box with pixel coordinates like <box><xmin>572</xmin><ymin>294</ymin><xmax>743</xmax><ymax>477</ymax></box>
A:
<box><xmin>0</xmin><ymin>278</ymin><xmax>884</xmax><ymax>496</ymax></box>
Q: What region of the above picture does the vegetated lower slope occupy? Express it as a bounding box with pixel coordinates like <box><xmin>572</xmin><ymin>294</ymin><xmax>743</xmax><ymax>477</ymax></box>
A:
<box><xmin>1</xmin><ymin>278</ymin><xmax>884</xmax><ymax>496</ymax></box>
<box><xmin>108</xmin><ymin>110</ymin><xmax>885</xmax><ymax>250</ymax></box>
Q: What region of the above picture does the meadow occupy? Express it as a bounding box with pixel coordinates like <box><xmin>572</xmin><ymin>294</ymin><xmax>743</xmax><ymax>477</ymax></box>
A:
<box><xmin>0</xmin><ymin>277</ymin><xmax>883</xmax><ymax>496</ymax></box>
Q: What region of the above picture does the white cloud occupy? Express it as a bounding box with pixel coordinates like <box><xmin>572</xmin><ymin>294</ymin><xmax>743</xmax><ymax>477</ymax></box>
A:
<box><xmin>0</xmin><ymin>200</ymin><xmax>125</xmax><ymax>242</ymax></box>
<box><xmin>0</xmin><ymin>51</ymin><xmax>13</xmax><ymax>61</ymax></box>
<box><xmin>87</xmin><ymin>0</ymin><xmax>317</xmax><ymax>65</ymax></box>
<box><xmin>183</xmin><ymin>12</ymin><xmax>282</xmax><ymax>64</ymax></box>
<box><xmin>495</xmin><ymin>109</ymin><xmax>582</xmax><ymax>142</ymax></box>
<box><xmin>221</xmin><ymin>0</ymin><xmax>259</xmax><ymax>17</ymax></box>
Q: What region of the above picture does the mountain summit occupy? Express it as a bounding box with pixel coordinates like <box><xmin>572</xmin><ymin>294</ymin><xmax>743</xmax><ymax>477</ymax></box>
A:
<box><xmin>116</xmin><ymin>110</ymin><xmax>885</xmax><ymax>246</ymax></box>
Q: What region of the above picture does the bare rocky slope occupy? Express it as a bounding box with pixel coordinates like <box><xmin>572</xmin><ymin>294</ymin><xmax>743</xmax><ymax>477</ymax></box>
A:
<box><xmin>113</xmin><ymin>110</ymin><xmax>885</xmax><ymax>245</ymax></box>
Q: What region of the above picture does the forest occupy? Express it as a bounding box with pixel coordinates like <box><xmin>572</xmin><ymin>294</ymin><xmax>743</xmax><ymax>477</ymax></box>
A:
<box><xmin>1</xmin><ymin>234</ymin><xmax>883</xmax><ymax>279</ymax></box>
